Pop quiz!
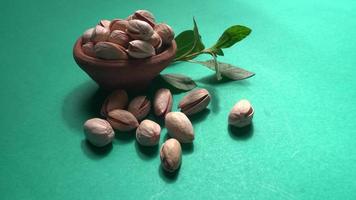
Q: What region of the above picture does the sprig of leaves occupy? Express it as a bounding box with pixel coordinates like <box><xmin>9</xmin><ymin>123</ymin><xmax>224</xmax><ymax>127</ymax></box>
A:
<box><xmin>163</xmin><ymin>19</ymin><xmax>254</xmax><ymax>91</ymax></box>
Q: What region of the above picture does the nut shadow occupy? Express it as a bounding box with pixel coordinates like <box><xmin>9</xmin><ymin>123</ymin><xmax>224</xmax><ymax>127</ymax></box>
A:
<box><xmin>62</xmin><ymin>81</ymin><xmax>110</xmax><ymax>131</ymax></box>
<box><xmin>158</xmin><ymin>164</ymin><xmax>180</xmax><ymax>183</ymax></box>
<box><xmin>115</xmin><ymin>130</ymin><xmax>136</xmax><ymax>144</ymax></box>
<box><xmin>189</xmin><ymin>109</ymin><xmax>210</xmax><ymax>124</ymax></box>
<box><xmin>163</xmin><ymin>133</ymin><xmax>194</xmax><ymax>155</ymax></box>
<box><xmin>134</xmin><ymin>141</ymin><xmax>159</xmax><ymax>161</ymax></box>
<box><xmin>81</xmin><ymin>140</ymin><xmax>113</xmax><ymax>160</ymax></box>
<box><xmin>228</xmin><ymin>124</ymin><xmax>254</xmax><ymax>141</ymax></box>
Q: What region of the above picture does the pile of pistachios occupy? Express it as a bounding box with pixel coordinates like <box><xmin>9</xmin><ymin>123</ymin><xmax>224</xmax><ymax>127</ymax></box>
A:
<box><xmin>81</xmin><ymin>10</ymin><xmax>175</xmax><ymax>60</ymax></box>
<box><xmin>83</xmin><ymin>87</ymin><xmax>254</xmax><ymax>173</ymax></box>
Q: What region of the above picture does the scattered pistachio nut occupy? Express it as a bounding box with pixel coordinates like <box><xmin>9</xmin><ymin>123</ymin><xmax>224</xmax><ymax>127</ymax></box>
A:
<box><xmin>82</xmin><ymin>27</ymin><xmax>94</xmax><ymax>43</ymax></box>
<box><xmin>127</xmin><ymin>40</ymin><xmax>155</xmax><ymax>58</ymax></box>
<box><xmin>108</xmin><ymin>30</ymin><xmax>130</xmax><ymax>48</ymax></box>
<box><xmin>228</xmin><ymin>99</ymin><xmax>254</xmax><ymax>128</ymax></box>
<box><xmin>178</xmin><ymin>89</ymin><xmax>211</xmax><ymax>115</ymax></box>
<box><xmin>128</xmin><ymin>96</ymin><xmax>151</xmax><ymax>121</ymax></box>
<box><xmin>149</xmin><ymin>32</ymin><xmax>162</xmax><ymax>48</ymax></box>
<box><xmin>154</xmin><ymin>23</ymin><xmax>174</xmax><ymax>45</ymax></box>
<box><xmin>132</xmin><ymin>10</ymin><xmax>155</xmax><ymax>27</ymax></box>
<box><xmin>154</xmin><ymin>88</ymin><xmax>173</xmax><ymax>117</ymax></box>
<box><xmin>82</xmin><ymin>42</ymin><xmax>96</xmax><ymax>57</ymax></box>
<box><xmin>95</xmin><ymin>42</ymin><xmax>128</xmax><ymax>60</ymax></box>
<box><xmin>165</xmin><ymin>112</ymin><xmax>194</xmax><ymax>143</ymax></box>
<box><xmin>91</xmin><ymin>25</ymin><xmax>110</xmax><ymax>43</ymax></box>
<box><xmin>99</xmin><ymin>19</ymin><xmax>111</xmax><ymax>28</ymax></box>
<box><xmin>160</xmin><ymin>138</ymin><xmax>182</xmax><ymax>172</ymax></box>
<box><xmin>107</xmin><ymin>109</ymin><xmax>139</xmax><ymax>131</ymax></box>
<box><xmin>101</xmin><ymin>90</ymin><xmax>128</xmax><ymax>117</ymax></box>
<box><xmin>84</xmin><ymin>118</ymin><xmax>115</xmax><ymax>147</ymax></box>
<box><xmin>136</xmin><ymin>119</ymin><xmax>161</xmax><ymax>146</ymax></box>
<box><xmin>110</xmin><ymin>19</ymin><xmax>129</xmax><ymax>32</ymax></box>
<box><xmin>126</xmin><ymin>19</ymin><xmax>154</xmax><ymax>40</ymax></box>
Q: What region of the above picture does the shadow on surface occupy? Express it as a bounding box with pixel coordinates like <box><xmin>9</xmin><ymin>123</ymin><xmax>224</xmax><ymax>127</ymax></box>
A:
<box><xmin>228</xmin><ymin>124</ymin><xmax>254</xmax><ymax>140</ymax></box>
<box><xmin>81</xmin><ymin>140</ymin><xmax>112</xmax><ymax>159</ymax></box>
<box><xmin>189</xmin><ymin>109</ymin><xmax>210</xmax><ymax>124</ymax></box>
<box><xmin>181</xmin><ymin>143</ymin><xmax>194</xmax><ymax>155</ymax></box>
<box><xmin>115</xmin><ymin>130</ymin><xmax>136</xmax><ymax>144</ymax></box>
<box><xmin>134</xmin><ymin>141</ymin><xmax>159</xmax><ymax>160</ymax></box>
<box><xmin>62</xmin><ymin>81</ymin><xmax>109</xmax><ymax>131</ymax></box>
<box><xmin>158</xmin><ymin>165</ymin><xmax>180</xmax><ymax>183</ymax></box>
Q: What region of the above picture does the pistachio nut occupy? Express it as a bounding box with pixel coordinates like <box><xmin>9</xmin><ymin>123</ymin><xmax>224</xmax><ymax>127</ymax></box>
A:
<box><xmin>178</xmin><ymin>89</ymin><xmax>211</xmax><ymax>115</ymax></box>
<box><xmin>126</xmin><ymin>14</ymin><xmax>134</xmax><ymax>20</ymax></box>
<box><xmin>136</xmin><ymin>119</ymin><xmax>161</xmax><ymax>146</ymax></box>
<box><xmin>160</xmin><ymin>138</ymin><xmax>182</xmax><ymax>172</ymax></box>
<box><xmin>165</xmin><ymin>112</ymin><xmax>194</xmax><ymax>143</ymax></box>
<box><xmin>154</xmin><ymin>23</ymin><xmax>174</xmax><ymax>45</ymax></box>
<box><xmin>149</xmin><ymin>32</ymin><xmax>162</xmax><ymax>48</ymax></box>
<box><xmin>95</xmin><ymin>42</ymin><xmax>128</xmax><ymax>60</ymax></box>
<box><xmin>126</xmin><ymin>19</ymin><xmax>154</xmax><ymax>40</ymax></box>
<box><xmin>228</xmin><ymin>99</ymin><xmax>254</xmax><ymax>128</ymax></box>
<box><xmin>107</xmin><ymin>109</ymin><xmax>139</xmax><ymax>131</ymax></box>
<box><xmin>110</xmin><ymin>19</ymin><xmax>129</xmax><ymax>32</ymax></box>
<box><xmin>132</xmin><ymin>10</ymin><xmax>155</xmax><ymax>27</ymax></box>
<box><xmin>84</xmin><ymin>118</ymin><xmax>115</xmax><ymax>147</ymax></box>
<box><xmin>82</xmin><ymin>27</ymin><xmax>94</xmax><ymax>43</ymax></box>
<box><xmin>108</xmin><ymin>30</ymin><xmax>130</xmax><ymax>48</ymax></box>
<box><xmin>153</xmin><ymin>88</ymin><xmax>173</xmax><ymax>117</ymax></box>
<box><xmin>82</xmin><ymin>42</ymin><xmax>96</xmax><ymax>57</ymax></box>
<box><xmin>99</xmin><ymin>19</ymin><xmax>111</xmax><ymax>28</ymax></box>
<box><xmin>127</xmin><ymin>40</ymin><xmax>155</xmax><ymax>58</ymax></box>
<box><xmin>101</xmin><ymin>90</ymin><xmax>128</xmax><ymax>117</ymax></box>
<box><xmin>128</xmin><ymin>96</ymin><xmax>151</xmax><ymax>121</ymax></box>
<box><xmin>91</xmin><ymin>25</ymin><xmax>110</xmax><ymax>43</ymax></box>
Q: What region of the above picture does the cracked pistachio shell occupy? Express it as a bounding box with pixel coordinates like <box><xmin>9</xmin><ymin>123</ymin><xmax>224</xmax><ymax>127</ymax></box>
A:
<box><xmin>136</xmin><ymin>120</ymin><xmax>161</xmax><ymax>146</ymax></box>
<box><xmin>91</xmin><ymin>25</ymin><xmax>110</xmax><ymax>43</ymax></box>
<box><xmin>84</xmin><ymin>118</ymin><xmax>115</xmax><ymax>147</ymax></box>
<box><xmin>110</xmin><ymin>19</ymin><xmax>129</xmax><ymax>32</ymax></box>
<box><xmin>132</xmin><ymin>10</ymin><xmax>155</xmax><ymax>27</ymax></box>
<box><xmin>82</xmin><ymin>42</ymin><xmax>95</xmax><ymax>57</ymax></box>
<box><xmin>154</xmin><ymin>23</ymin><xmax>174</xmax><ymax>44</ymax></box>
<box><xmin>165</xmin><ymin>112</ymin><xmax>194</xmax><ymax>143</ymax></box>
<box><xmin>153</xmin><ymin>88</ymin><xmax>173</xmax><ymax>117</ymax></box>
<box><xmin>178</xmin><ymin>89</ymin><xmax>211</xmax><ymax>115</ymax></box>
<box><xmin>127</xmin><ymin>40</ymin><xmax>155</xmax><ymax>58</ymax></box>
<box><xmin>149</xmin><ymin>32</ymin><xmax>162</xmax><ymax>48</ymax></box>
<box><xmin>94</xmin><ymin>42</ymin><xmax>128</xmax><ymax>60</ymax></box>
<box><xmin>108</xmin><ymin>30</ymin><xmax>130</xmax><ymax>48</ymax></box>
<box><xmin>128</xmin><ymin>96</ymin><xmax>151</xmax><ymax>121</ymax></box>
<box><xmin>107</xmin><ymin>109</ymin><xmax>139</xmax><ymax>132</ymax></box>
<box><xmin>82</xmin><ymin>27</ymin><xmax>94</xmax><ymax>43</ymax></box>
<box><xmin>101</xmin><ymin>90</ymin><xmax>128</xmax><ymax>117</ymax></box>
<box><xmin>228</xmin><ymin>99</ymin><xmax>254</xmax><ymax>128</ymax></box>
<box><xmin>126</xmin><ymin>20</ymin><xmax>154</xmax><ymax>40</ymax></box>
<box><xmin>160</xmin><ymin>138</ymin><xmax>182</xmax><ymax>172</ymax></box>
<box><xmin>99</xmin><ymin>19</ymin><xmax>111</xmax><ymax>28</ymax></box>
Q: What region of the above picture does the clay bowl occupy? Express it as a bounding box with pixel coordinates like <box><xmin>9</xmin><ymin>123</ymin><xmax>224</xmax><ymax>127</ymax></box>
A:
<box><xmin>73</xmin><ymin>38</ymin><xmax>177</xmax><ymax>92</ymax></box>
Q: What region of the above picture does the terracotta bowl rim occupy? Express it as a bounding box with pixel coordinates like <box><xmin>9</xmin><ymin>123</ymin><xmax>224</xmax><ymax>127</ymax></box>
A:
<box><xmin>73</xmin><ymin>37</ymin><xmax>177</xmax><ymax>68</ymax></box>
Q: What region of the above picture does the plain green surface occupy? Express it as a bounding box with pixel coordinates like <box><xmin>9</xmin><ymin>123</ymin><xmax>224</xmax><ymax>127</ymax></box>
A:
<box><xmin>1</xmin><ymin>0</ymin><xmax>356</xmax><ymax>199</ymax></box>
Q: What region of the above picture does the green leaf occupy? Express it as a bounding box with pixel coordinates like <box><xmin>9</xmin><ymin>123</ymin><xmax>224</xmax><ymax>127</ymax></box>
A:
<box><xmin>174</xmin><ymin>18</ymin><xmax>205</xmax><ymax>61</ymax></box>
<box><xmin>160</xmin><ymin>74</ymin><xmax>197</xmax><ymax>91</ymax></box>
<box><xmin>191</xmin><ymin>60</ymin><xmax>255</xmax><ymax>80</ymax></box>
<box><xmin>212</xmin><ymin>48</ymin><xmax>224</xmax><ymax>56</ymax></box>
<box><xmin>174</xmin><ymin>30</ymin><xmax>195</xmax><ymax>59</ymax></box>
<box><xmin>213</xmin><ymin>25</ymin><xmax>251</xmax><ymax>49</ymax></box>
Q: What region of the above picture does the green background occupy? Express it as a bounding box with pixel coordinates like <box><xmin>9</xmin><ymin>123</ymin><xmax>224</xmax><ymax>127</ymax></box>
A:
<box><xmin>1</xmin><ymin>0</ymin><xmax>356</xmax><ymax>199</ymax></box>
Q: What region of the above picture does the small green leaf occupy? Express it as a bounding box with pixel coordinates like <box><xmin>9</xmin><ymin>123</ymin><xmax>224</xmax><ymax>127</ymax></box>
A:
<box><xmin>174</xmin><ymin>18</ymin><xmax>205</xmax><ymax>61</ymax></box>
<box><xmin>213</xmin><ymin>25</ymin><xmax>251</xmax><ymax>49</ymax></box>
<box><xmin>174</xmin><ymin>30</ymin><xmax>195</xmax><ymax>59</ymax></box>
<box><xmin>212</xmin><ymin>48</ymin><xmax>224</xmax><ymax>56</ymax></box>
<box><xmin>191</xmin><ymin>60</ymin><xmax>255</xmax><ymax>80</ymax></box>
<box><xmin>160</xmin><ymin>74</ymin><xmax>197</xmax><ymax>91</ymax></box>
